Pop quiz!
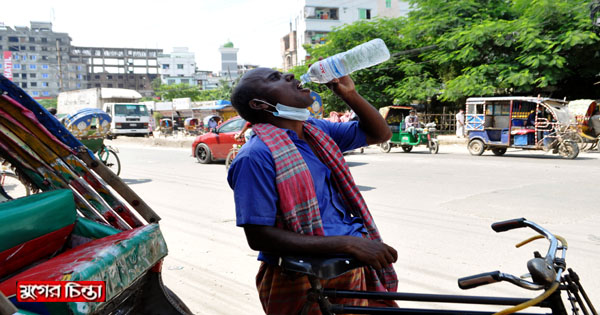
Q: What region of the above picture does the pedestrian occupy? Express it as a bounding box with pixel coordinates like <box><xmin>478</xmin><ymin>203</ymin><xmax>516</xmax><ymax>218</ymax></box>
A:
<box><xmin>456</xmin><ymin>109</ymin><xmax>465</xmax><ymax>138</ymax></box>
<box><xmin>227</xmin><ymin>68</ymin><xmax>398</xmax><ymax>314</ymax></box>
<box><xmin>589</xmin><ymin>108</ymin><xmax>600</xmax><ymax>137</ymax></box>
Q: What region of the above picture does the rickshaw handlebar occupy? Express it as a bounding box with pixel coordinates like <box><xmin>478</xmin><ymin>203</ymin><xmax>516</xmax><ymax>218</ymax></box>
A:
<box><xmin>458</xmin><ymin>218</ymin><xmax>563</xmax><ymax>291</ymax></box>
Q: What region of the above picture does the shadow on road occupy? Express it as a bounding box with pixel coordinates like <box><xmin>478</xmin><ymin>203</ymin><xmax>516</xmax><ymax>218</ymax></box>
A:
<box><xmin>478</xmin><ymin>153</ymin><xmax>595</xmax><ymax>160</ymax></box>
<box><xmin>357</xmin><ymin>185</ymin><xmax>375</xmax><ymax>192</ymax></box>
<box><xmin>347</xmin><ymin>161</ymin><xmax>368</xmax><ymax>167</ymax></box>
<box><xmin>121</xmin><ymin>178</ymin><xmax>153</xmax><ymax>185</ymax></box>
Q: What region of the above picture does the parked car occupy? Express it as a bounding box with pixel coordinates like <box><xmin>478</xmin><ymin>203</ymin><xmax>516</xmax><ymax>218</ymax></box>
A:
<box><xmin>192</xmin><ymin>116</ymin><xmax>246</xmax><ymax>164</ymax></box>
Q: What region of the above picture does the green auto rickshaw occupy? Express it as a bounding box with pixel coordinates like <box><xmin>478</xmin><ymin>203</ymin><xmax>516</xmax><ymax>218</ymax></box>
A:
<box><xmin>378</xmin><ymin>106</ymin><xmax>439</xmax><ymax>154</ymax></box>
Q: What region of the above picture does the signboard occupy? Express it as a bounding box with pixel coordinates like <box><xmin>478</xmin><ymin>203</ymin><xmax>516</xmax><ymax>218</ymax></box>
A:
<box><xmin>173</xmin><ymin>97</ymin><xmax>191</xmax><ymax>110</ymax></box>
<box><xmin>3</xmin><ymin>51</ymin><xmax>13</xmax><ymax>81</ymax></box>
<box><xmin>308</xmin><ymin>91</ymin><xmax>323</xmax><ymax>119</ymax></box>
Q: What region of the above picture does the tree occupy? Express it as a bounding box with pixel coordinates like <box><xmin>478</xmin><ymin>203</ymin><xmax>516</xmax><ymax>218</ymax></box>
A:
<box><xmin>37</xmin><ymin>98</ymin><xmax>57</xmax><ymax>109</ymax></box>
<box><xmin>291</xmin><ymin>0</ymin><xmax>600</xmax><ymax>112</ymax></box>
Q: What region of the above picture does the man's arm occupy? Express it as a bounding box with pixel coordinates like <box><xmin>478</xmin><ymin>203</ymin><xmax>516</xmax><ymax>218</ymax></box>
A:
<box><xmin>244</xmin><ymin>225</ymin><xmax>397</xmax><ymax>270</ymax></box>
<box><xmin>326</xmin><ymin>76</ymin><xmax>391</xmax><ymax>145</ymax></box>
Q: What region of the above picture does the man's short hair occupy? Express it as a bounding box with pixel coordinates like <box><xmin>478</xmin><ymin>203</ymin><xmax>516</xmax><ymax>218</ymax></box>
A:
<box><xmin>231</xmin><ymin>70</ymin><xmax>264</xmax><ymax>124</ymax></box>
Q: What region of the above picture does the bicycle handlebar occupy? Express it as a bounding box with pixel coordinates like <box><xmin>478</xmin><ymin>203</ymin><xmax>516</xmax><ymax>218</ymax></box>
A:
<box><xmin>459</xmin><ymin>218</ymin><xmax>566</xmax><ymax>291</ymax></box>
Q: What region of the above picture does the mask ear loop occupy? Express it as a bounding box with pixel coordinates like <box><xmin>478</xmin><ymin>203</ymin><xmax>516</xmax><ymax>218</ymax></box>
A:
<box><xmin>251</xmin><ymin>99</ymin><xmax>277</xmax><ymax>114</ymax></box>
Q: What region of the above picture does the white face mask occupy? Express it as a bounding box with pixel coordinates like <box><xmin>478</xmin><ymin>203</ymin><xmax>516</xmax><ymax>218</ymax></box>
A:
<box><xmin>252</xmin><ymin>99</ymin><xmax>310</xmax><ymax>121</ymax></box>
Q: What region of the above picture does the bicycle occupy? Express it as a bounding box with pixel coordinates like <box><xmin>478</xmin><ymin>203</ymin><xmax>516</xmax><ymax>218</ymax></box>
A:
<box><xmin>278</xmin><ymin>218</ymin><xmax>597</xmax><ymax>315</ymax></box>
<box><xmin>0</xmin><ymin>160</ymin><xmax>30</xmax><ymax>200</ymax></box>
<box><xmin>97</xmin><ymin>144</ymin><xmax>121</xmax><ymax>176</ymax></box>
<box><xmin>225</xmin><ymin>143</ymin><xmax>242</xmax><ymax>170</ymax></box>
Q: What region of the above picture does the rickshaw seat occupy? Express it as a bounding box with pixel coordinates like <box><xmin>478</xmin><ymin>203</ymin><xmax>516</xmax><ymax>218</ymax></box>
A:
<box><xmin>278</xmin><ymin>255</ymin><xmax>364</xmax><ymax>280</ymax></box>
<box><xmin>511</xmin><ymin>128</ymin><xmax>535</xmax><ymax>135</ymax></box>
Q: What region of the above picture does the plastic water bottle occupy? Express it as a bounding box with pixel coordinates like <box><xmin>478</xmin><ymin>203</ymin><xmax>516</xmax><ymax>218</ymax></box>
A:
<box><xmin>300</xmin><ymin>38</ymin><xmax>390</xmax><ymax>84</ymax></box>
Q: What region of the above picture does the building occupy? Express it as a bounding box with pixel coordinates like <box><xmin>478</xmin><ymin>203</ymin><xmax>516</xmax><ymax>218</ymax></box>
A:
<box><xmin>218</xmin><ymin>42</ymin><xmax>239</xmax><ymax>80</ymax></box>
<box><xmin>69</xmin><ymin>46</ymin><xmax>162</xmax><ymax>97</ymax></box>
<box><xmin>0</xmin><ymin>21</ymin><xmax>85</xmax><ymax>98</ymax></box>
<box><xmin>281</xmin><ymin>0</ymin><xmax>410</xmax><ymax>70</ymax></box>
<box><xmin>157</xmin><ymin>47</ymin><xmax>197</xmax><ymax>86</ymax></box>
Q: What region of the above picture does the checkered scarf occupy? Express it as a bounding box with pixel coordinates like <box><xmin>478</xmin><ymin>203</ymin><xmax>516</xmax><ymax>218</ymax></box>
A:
<box><xmin>252</xmin><ymin>121</ymin><xmax>398</xmax><ymax>292</ymax></box>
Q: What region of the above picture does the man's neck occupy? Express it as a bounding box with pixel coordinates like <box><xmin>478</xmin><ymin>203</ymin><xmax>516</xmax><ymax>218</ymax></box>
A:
<box><xmin>265</xmin><ymin>117</ymin><xmax>306</xmax><ymax>140</ymax></box>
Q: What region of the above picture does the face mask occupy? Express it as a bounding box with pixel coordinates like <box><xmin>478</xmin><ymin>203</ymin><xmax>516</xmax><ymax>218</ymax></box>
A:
<box><xmin>252</xmin><ymin>99</ymin><xmax>310</xmax><ymax>121</ymax></box>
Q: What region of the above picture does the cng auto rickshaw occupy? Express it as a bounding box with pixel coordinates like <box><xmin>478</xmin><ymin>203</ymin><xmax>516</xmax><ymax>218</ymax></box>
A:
<box><xmin>466</xmin><ymin>97</ymin><xmax>579</xmax><ymax>159</ymax></box>
<box><xmin>378</xmin><ymin>106</ymin><xmax>439</xmax><ymax>154</ymax></box>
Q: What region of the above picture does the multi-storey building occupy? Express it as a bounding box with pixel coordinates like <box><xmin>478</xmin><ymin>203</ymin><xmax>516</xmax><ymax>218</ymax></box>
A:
<box><xmin>157</xmin><ymin>47</ymin><xmax>197</xmax><ymax>86</ymax></box>
<box><xmin>69</xmin><ymin>46</ymin><xmax>162</xmax><ymax>97</ymax></box>
<box><xmin>281</xmin><ymin>0</ymin><xmax>409</xmax><ymax>70</ymax></box>
<box><xmin>0</xmin><ymin>21</ymin><xmax>86</xmax><ymax>98</ymax></box>
<box><xmin>218</xmin><ymin>42</ymin><xmax>239</xmax><ymax>80</ymax></box>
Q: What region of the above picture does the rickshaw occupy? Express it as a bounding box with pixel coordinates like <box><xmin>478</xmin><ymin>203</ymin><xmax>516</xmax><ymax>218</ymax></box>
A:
<box><xmin>378</xmin><ymin>105</ymin><xmax>439</xmax><ymax>154</ymax></box>
<box><xmin>567</xmin><ymin>99</ymin><xmax>599</xmax><ymax>151</ymax></box>
<box><xmin>63</xmin><ymin>108</ymin><xmax>121</xmax><ymax>176</ymax></box>
<box><xmin>0</xmin><ymin>75</ymin><xmax>190</xmax><ymax>314</ymax></box>
<box><xmin>159</xmin><ymin>118</ymin><xmax>174</xmax><ymax>137</ymax></box>
<box><xmin>184</xmin><ymin>117</ymin><xmax>201</xmax><ymax>136</ymax></box>
<box><xmin>466</xmin><ymin>96</ymin><xmax>579</xmax><ymax>159</ymax></box>
<box><xmin>203</xmin><ymin>115</ymin><xmax>222</xmax><ymax>132</ymax></box>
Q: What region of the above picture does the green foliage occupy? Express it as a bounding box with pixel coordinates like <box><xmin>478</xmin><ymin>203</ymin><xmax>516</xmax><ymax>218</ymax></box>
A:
<box><xmin>37</xmin><ymin>98</ymin><xmax>57</xmax><ymax>109</ymax></box>
<box><xmin>153</xmin><ymin>80</ymin><xmax>233</xmax><ymax>102</ymax></box>
<box><xmin>291</xmin><ymin>0</ymin><xmax>600</xmax><ymax>112</ymax></box>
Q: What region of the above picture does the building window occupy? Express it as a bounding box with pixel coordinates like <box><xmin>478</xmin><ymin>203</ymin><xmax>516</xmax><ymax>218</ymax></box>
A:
<box><xmin>177</xmin><ymin>64</ymin><xmax>184</xmax><ymax>69</ymax></box>
<box><xmin>305</xmin><ymin>7</ymin><xmax>338</xmax><ymax>20</ymax></box>
<box><xmin>386</xmin><ymin>0</ymin><xmax>391</xmax><ymax>8</ymax></box>
<box><xmin>162</xmin><ymin>64</ymin><xmax>170</xmax><ymax>69</ymax></box>
<box><xmin>30</xmin><ymin>64</ymin><xmax>37</xmax><ymax>70</ymax></box>
<box><xmin>41</xmin><ymin>47</ymin><xmax>48</xmax><ymax>51</ymax></box>
<box><xmin>77</xmin><ymin>65</ymin><xmax>82</xmax><ymax>71</ymax></box>
<box><xmin>41</xmin><ymin>55</ymin><xmax>48</xmax><ymax>60</ymax></box>
<box><xmin>94</xmin><ymin>75</ymin><xmax>100</xmax><ymax>79</ymax></box>
<box><xmin>30</xmin><ymin>73</ymin><xmax>37</xmax><ymax>78</ymax></box>
<box><xmin>107</xmin><ymin>75</ymin><xmax>113</xmax><ymax>79</ymax></box>
<box><xmin>76</xmin><ymin>83</ymin><xmax>81</xmax><ymax>88</ymax></box>
<box><xmin>29</xmin><ymin>37</ymin><xmax>35</xmax><ymax>43</ymax></box>
<box><xmin>43</xmin><ymin>91</ymin><xmax>49</xmax><ymax>96</ymax></box>
<box><xmin>21</xmin><ymin>46</ymin><xmax>26</xmax><ymax>50</ymax></box>
<box><xmin>14</xmin><ymin>64</ymin><xmax>21</xmax><ymax>69</ymax></box>
<box><xmin>118</xmin><ymin>84</ymin><xmax>124</xmax><ymax>88</ymax></box>
<box><xmin>42</xmin><ymin>73</ymin><xmax>49</xmax><ymax>78</ymax></box>
<box><xmin>42</xmin><ymin>82</ymin><xmax>48</xmax><ymax>87</ymax></box>
<box><xmin>77</xmin><ymin>74</ymin><xmax>83</xmax><ymax>79</ymax></box>
<box><xmin>307</xmin><ymin>31</ymin><xmax>328</xmax><ymax>44</ymax></box>
<box><xmin>8</xmin><ymin>36</ymin><xmax>18</xmax><ymax>43</ymax></box>
<box><xmin>108</xmin><ymin>84</ymin><xmax>113</xmax><ymax>88</ymax></box>
<box><xmin>30</xmin><ymin>55</ymin><xmax>36</xmax><ymax>61</ymax></box>
<box><xmin>22</xmin><ymin>83</ymin><xmax>27</xmax><ymax>88</ymax></box>
<box><xmin>14</xmin><ymin>55</ymin><xmax>19</xmax><ymax>61</ymax></box>
<box><xmin>21</xmin><ymin>74</ymin><xmax>27</xmax><ymax>79</ymax></box>
<box><xmin>359</xmin><ymin>8</ymin><xmax>371</xmax><ymax>19</ymax></box>
<box><xmin>29</xmin><ymin>46</ymin><xmax>36</xmax><ymax>51</ymax></box>
<box><xmin>95</xmin><ymin>84</ymin><xmax>101</xmax><ymax>87</ymax></box>
<box><xmin>32</xmin><ymin>91</ymin><xmax>39</xmax><ymax>96</ymax></box>
<box><xmin>41</xmin><ymin>38</ymin><xmax>48</xmax><ymax>43</ymax></box>
<box><xmin>167</xmin><ymin>79</ymin><xmax>176</xmax><ymax>85</ymax></box>
<box><xmin>31</xmin><ymin>82</ymin><xmax>37</xmax><ymax>87</ymax></box>
<box><xmin>42</xmin><ymin>64</ymin><xmax>49</xmax><ymax>69</ymax></box>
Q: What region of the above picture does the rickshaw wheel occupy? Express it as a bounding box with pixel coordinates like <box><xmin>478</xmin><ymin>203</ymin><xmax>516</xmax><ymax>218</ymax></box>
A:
<box><xmin>468</xmin><ymin>139</ymin><xmax>485</xmax><ymax>156</ymax></box>
<box><xmin>401</xmin><ymin>145</ymin><xmax>413</xmax><ymax>153</ymax></box>
<box><xmin>195</xmin><ymin>143</ymin><xmax>212</xmax><ymax>164</ymax></box>
<box><xmin>491</xmin><ymin>148</ymin><xmax>507</xmax><ymax>156</ymax></box>
<box><xmin>558</xmin><ymin>141</ymin><xmax>579</xmax><ymax>159</ymax></box>
<box><xmin>380</xmin><ymin>142</ymin><xmax>391</xmax><ymax>153</ymax></box>
<box><xmin>428</xmin><ymin>140</ymin><xmax>439</xmax><ymax>154</ymax></box>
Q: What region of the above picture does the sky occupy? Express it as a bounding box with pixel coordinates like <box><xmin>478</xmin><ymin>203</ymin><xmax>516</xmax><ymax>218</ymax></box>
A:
<box><xmin>2</xmin><ymin>0</ymin><xmax>298</xmax><ymax>72</ymax></box>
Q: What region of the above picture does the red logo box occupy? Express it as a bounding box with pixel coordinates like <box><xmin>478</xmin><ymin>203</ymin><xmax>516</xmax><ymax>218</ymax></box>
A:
<box><xmin>17</xmin><ymin>281</ymin><xmax>106</xmax><ymax>302</ymax></box>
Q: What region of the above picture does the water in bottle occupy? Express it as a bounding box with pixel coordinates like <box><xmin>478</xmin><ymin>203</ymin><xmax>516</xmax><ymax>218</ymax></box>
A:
<box><xmin>300</xmin><ymin>38</ymin><xmax>390</xmax><ymax>84</ymax></box>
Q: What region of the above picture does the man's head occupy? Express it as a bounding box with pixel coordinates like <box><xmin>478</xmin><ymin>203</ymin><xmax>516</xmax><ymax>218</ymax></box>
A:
<box><xmin>231</xmin><ymin>68</ymin><xmax>313</xmax><ymax>123</ymax></box>
<box><xmin>409</xmin><ymin>109</ymin><xmax>416</xmax><ymax>115</ymax></box>
<box><xmin>48</xmin><ymin>107</ymin><xmax>57</xmax><ymax>115</ymax></box>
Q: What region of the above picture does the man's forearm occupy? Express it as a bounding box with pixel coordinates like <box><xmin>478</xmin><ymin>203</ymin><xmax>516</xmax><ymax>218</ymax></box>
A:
<box><xmin>340</xmin><ymin>91</ymin><xmax>391</xmax><ymax>144</ymax></box>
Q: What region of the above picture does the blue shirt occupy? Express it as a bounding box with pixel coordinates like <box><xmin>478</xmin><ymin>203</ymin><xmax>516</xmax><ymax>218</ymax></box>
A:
<box><xmin>227</xmin><ymin>118</ymin><xmax>368</xmax><ymax>264</ymax></box>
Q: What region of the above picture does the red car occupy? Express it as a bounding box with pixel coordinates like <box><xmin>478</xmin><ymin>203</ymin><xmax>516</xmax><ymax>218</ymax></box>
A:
<box><xmin>192</xmin><ymin>116</ymin><xmax>246</xmax><ymax>163</ymax></box>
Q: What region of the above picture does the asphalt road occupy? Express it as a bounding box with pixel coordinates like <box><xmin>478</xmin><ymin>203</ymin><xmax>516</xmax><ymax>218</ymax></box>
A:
<box><xmin>110</xmin><ymin>140</ymin><xmax>600</xmax><ymax>314</ymax></box>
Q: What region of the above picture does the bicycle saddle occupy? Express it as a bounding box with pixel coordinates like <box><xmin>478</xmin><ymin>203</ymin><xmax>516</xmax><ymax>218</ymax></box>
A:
<box><xmin>278</xmin><ymin>255</ymin><xmax>364</xmax><ymax>280</ymax></box>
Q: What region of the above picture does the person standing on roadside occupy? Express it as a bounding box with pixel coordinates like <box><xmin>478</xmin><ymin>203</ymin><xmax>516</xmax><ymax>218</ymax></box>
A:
<box><xmin>227</xmin><ymin>68</ymin><xmax>397</xmax><ymax>314</ymax></box>
<box><xmin>456</xmin><ymin>109</ymin><xmax>465</xmax><ymax>138</ymax></box>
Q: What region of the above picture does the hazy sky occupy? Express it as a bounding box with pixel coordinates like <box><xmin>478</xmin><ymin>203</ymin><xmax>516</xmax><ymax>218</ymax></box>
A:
<box><xmin>2</xmin><ymin>0</ymin><xmax>298</xmax><ymax>72</ymax></box>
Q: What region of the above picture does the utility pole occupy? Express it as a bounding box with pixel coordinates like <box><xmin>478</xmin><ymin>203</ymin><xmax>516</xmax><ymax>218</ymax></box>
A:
<box><xmin>56</xmin><ymin>39</ymin><xmax>63</xmax><ymax>92</ymax></box>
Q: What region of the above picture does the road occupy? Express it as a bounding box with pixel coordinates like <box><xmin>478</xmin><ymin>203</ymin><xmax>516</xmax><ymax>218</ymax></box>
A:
<box><xmin>110</xmin><ymin>140</ymin><xmax>600</xmax><ymax>314</ymax></box>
